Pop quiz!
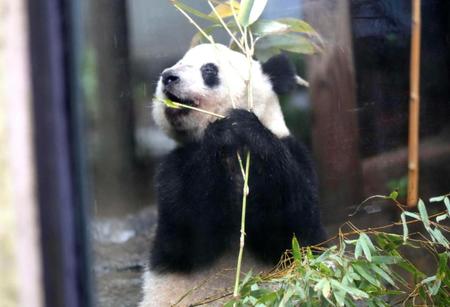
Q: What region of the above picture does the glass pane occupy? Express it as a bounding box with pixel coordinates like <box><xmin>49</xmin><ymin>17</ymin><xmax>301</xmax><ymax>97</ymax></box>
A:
<box><xmin>75</xmin><ymin>1</ymin><xmax>450</xmax><ymax>306</ymax></box>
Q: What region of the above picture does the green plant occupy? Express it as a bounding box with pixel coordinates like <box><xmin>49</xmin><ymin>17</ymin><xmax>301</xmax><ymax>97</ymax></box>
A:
<box><xmin>222</xmin><ymin>194</ymin><xmax>450</xmax><ymax>306</ymax></box>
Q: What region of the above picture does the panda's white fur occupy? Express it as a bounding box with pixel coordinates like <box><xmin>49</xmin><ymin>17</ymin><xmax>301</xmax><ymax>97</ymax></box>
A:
<box><xmin>152</xmin><ymin>44</ymin><xmax>290</xmax><ymax>141</ymax></box>
<box><xmin>139</xmin><ymin>251</ymin><xmax>270</xmax><ymax>307</ymax></box>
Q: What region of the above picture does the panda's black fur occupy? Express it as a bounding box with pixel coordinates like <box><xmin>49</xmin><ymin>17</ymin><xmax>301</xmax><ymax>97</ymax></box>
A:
<box><xmin>150</xmin><ymin>50</ymin><xmax>326</xmax><ymax>273</ymax></box>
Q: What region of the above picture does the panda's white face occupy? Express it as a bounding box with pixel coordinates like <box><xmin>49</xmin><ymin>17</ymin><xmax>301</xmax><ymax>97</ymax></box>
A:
<box><xmin>153</xmin><ymin>44</ymin><xmax>289</xmax><ymax>142</ymax></box>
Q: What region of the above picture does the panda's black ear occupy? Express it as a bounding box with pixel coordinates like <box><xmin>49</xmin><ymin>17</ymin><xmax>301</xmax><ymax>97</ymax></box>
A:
<box><xmin>261</xmin><ymin>54</ymin><xmax>297</xmax><ymax>95</ymax></box>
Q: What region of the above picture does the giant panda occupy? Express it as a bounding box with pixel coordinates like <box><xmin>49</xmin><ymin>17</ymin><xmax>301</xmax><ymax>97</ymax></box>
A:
<box><xmin>139</xmin><ymin>43</ymin><xmax>326</xmax><ymax>306</ymax></box>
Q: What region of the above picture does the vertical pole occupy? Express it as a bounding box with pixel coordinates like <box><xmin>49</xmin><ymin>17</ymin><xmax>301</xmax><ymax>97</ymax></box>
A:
<box><xmin>407</xmin><ymin>0</ymin><xmax>421</xmax><ymax>207</ymax></box>
<box><xmin>1</xmin><ymin>0</ymin><xmax>43</xmax><ymax>306</ymax></box>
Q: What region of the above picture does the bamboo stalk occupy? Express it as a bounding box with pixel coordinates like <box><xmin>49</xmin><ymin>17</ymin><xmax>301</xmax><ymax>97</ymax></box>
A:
<box><xmin>407</xmin><ymin>0</ymin><xmax>421</xmax><ymax>208</ymax></box>
<box><xmin>233</xmin><ymin>151</ymin><xmax>251</xmax><ymax>299</ymax></box>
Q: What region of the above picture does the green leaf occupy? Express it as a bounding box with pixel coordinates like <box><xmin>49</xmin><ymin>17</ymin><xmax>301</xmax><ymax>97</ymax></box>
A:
<box><xmin>429</xmin><ymin>195</ymin><xmax>447</xmax><ymax>202</ymax></box>
<box><xmin>429</xmin><ymin>279</ymin><xmax>442</xmax><ymax>295</ymax></box>
<box><xmin>389</xmin><ymin>190</ymin><xmax>399</xmax><ymax>201</ymax></box>
<box><xmin>254</xmin><ymin>46</ymin><xmax>281</xmax><ymax>62</ymax></box>
<box><xmin>353</xmin><ymin>264</ymin><xmax>381</xmax><ymax>287</ymax></box>
<box><xmin>252</xmin><ymin>20</ymin><xmax>291</xmax><ymax>36</ymax></box>
<box><xmin>322</xmin><ymin>279</ymin><xmax>331</xmax><ymax>299</ymax></box>
<box><xmin>401</xmin><ymin>212</ymin><xmax>408</xmax><ymax>242</ymax></box>
<box><xmin>255</xmin><ymin>291</ymin><xmax>277</xmax><ymax>304</ymax></box>
<box><xmin>155</xmin><ymin>96</ymin><xmax>181</xmax><ymax>109</ymax></box>
<box><xmin>420</xmin><ymin>275</ymin><xmax>436</xmax><ymax>285</ymax></box>
<box><xmin>417</xmin><ymin>199</ymin><xmax>430</xmax><ymax>229</ymax></box>
<box><xmin>374</xmin><ymin>233</ymin><xmax>404</xmax><ymax>250</ymax></box>
<box><xmin>359</xmin><ymin>233</ymin><xmax>374</xmax><ymax>262</ymax></box>
<box><xmin>444</xmin><ymin>197</ymin><xmax>450</xmax><ymax>216</ymax></box>
<box><xmin>354</xmin><ymin>238</ymin><xmax>362</xmax><ymax>259</ymax></box>
<box><xmin>330</xmin><ymin>279</ymin><xmax>369</xmax><ymax>300</ymax></box>
<box><xmin>279</xmin><ymin>287</ymin><xmax>294</xmax><ymax>306</ymax></box>
<box><xmin>172</xmin><ymin>1</ymin><xmax>218</xmax><ymax>22</ymax></box>
<box><xmin>256</xmin><ymin>33</ymin><xmax>317</xmax><ymax>54</ymax></box>
<box><xmin>371</xmin><ymin>265</ymin><xmax>396</xmax><ymax>287</ymax></box>
<box><xmin>371</xmin><ymin>255</ymin><xmax>402</xmax><ymax>265</ymax></box>
<box><xmin>429</xmin><ymin>228</ymin><xmax>449</xmax><ymax>248</ymax></box>
<box><xmin>208</xmin><ymin>1</ymin><xmax>240</xmax><ymax>19</ymax></box>
<box><xmin>238</xmin><ymin>0</ymin><xmax>267</xmax><ymax>27</ymax></box>
<box><xmin>403</xmin><ymin>211</ymin><xmax>420</xmax><ymax>220</ymax></box>
<box><xmin>276</xmin><ymin>18</ymin><xmax>316</xmax><ymax>34</ymax></box>
<box><xmin>437</xmin><ymin>252</ymin><xmax>448</xmax><ymax>279</ymax></box>
<box><xmin>292</xmin><ymin>235</ymin><xmax>302</xmax><ymax>263</ymax></box>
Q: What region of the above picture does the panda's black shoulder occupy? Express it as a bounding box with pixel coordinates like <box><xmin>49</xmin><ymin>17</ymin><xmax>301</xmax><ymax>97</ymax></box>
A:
<box><xmin>261</xmin><ymin>54</ymin><xmax>297</xmax><ymax>95</ymax></box>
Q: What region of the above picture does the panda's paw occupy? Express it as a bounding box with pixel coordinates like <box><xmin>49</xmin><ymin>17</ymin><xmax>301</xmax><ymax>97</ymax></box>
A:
<box><xmin>204</xmin><ymin>116</ymin><xmax>239</xmax><ymax>149</ymax></box>
<box><xmin>226</xmin><ymin>109</ymin><xmax>265</xmax><ymax>137</ymax></box>
<box><xmin>226</xmin><ymin>109</ymin><xmax>260</xmax><ymax>123</ymax></box>
<box><xmin>205</xmin><ymin>109</ymin><xmax>263</xmax><ymax>149</ymax></box>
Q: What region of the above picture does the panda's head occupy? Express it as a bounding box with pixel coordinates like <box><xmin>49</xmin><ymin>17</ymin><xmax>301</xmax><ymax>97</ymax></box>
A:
<box><xmin>153</xmin><ymin>43</ymin><xmax>298</xmax><ymax>142</ymax></box>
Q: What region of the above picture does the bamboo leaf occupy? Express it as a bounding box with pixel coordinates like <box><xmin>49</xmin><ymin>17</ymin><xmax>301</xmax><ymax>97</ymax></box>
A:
<box><xmin>353</xmin><ymin>264</ymin><xmax>381</xmax><ymax>287</ymax></box>
<box><xmin>354</xmin><ymin>239</ymin><xmax>362</xmax><ymax>259</ymax></box>
<box><xmin>255</xmin><ymin>291</ymin><xmax>277</xmax><ymax>304</ymax></box>
<box><xmin>430</xmin><ymin>229</ymin><xmax>449</xmax><ymax>248</ymax></box>
<box><xmin>256</xmin><ymin>33</ymin><xmax>317</xmax><ymax>54</ymax></box>
<box><xmin>292</xmin><ymin>235</ymin><xmax>302</xmax><ymax>263</ymax></box>
<box><xmin>208</xmin><ymin>1</ymin><xmax>240</xmax><ymax>19</ymax></box>
<box><xmin>238</xmin><ymin>0</ymin><xmax>268</xmax><ymax>27</ymax></box>
<box><xmin>429</xmin><ymin>195</ymin><xmax>447</xmax><ymax>202</ymax></box>
<box><xmin>389</xmin><ymin>190</ymin><xmax>399</xmax><ymax>201</ymax></box>
<box><xmin>401</xmin><ymin>212</ymin><xmax>408</xmax><ymax>242</ymax></box>
<box><xmin>371</xmin><ymin>255</ymin><xmax>402</xmax><ymax>265</ymax></box>
<box><xmin>252</xmin><ymin>20</ymin><xmax>291</xmax><ymax>36</ymax></box>
<box><xmin>436</xmin><ymin>214</ymin><xmax>447</xmax><ymax>223</ymax></box>
<box><xmin>322</xmin><ymin>279</ymin><xmax>331</xmax><ymax>299</ymax></box>
<box><xmin>330</xmin><ymin>279</ymin><xmax>369</xmax><ymax>300</ymax></box>
<box><xmin>172</xmin><ymin>0</ymin><xmax>219</xmax><ymax>22</ymax></box>
<box><xmin>359</xmin><ymin>233</ymin><xmax>373</xmax><ymax>262</ymax></box>
<box><xmin>159</xmin><ymin>97</ymin><xmax>181</xmax><ymax>109</ymax></box>
<box><xmin>277</xmin><ymin>18</ymin><xmax>316</xmax><ymax>34</ymax></box>
<box><xmin>418</xmin><ymin>199</ymin><xmax>430</xmax><ymax>228</ymax></box>
<box><xmin>371</xmin><ymin>265</ymin><xmax>396</xmax><ymax>287</ymax></box>
<box><xmin>403</xmin><ymin>211</ymin><xmax>420</xmax><ymax>220</ymax></box>
<box><xmin>445</xmin><ymin>197</ymin><xmax>450</xmax><ymax>216</ymax></box>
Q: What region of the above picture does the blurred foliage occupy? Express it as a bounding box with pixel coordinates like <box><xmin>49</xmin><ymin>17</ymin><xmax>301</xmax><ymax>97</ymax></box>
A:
<box><xmin>81</xmin><ymin>47</ymin><xmax>99</xmax><ymax>123</ymax></box>
<box><xmin>172</xmin><ymin>0</ymin><xmax>323</xmax><ymax>61</ymax></box>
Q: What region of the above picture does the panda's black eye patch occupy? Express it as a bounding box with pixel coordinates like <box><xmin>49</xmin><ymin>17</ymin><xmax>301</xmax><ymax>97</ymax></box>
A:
<box><xmin>201</xmin><ymin>63</ymin><xmax>219</xmax><ymax>87</ymax></box>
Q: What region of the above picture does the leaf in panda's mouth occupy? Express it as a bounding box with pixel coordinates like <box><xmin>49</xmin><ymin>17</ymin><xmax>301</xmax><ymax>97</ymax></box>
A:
<box><xmin>160</xmin><ymin>97</ymin><xmax>181</xmax><ymax>109</ymax></box>
<box><xmin>164</xmin><ymin>91</ymin><xmax>196</xmax><ymax>107</ymax></box>
<box><xmin>155</xmin><ymin>94</ymin><xmax>225</xmax><ymax>119</ymax></box>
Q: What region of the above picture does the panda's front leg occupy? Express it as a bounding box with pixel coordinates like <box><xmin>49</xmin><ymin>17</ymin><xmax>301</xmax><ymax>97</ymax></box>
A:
<box><xmin>150</xmin><ymin>145</ymin><xmax>234</xmax><ymax>273</ymax></box>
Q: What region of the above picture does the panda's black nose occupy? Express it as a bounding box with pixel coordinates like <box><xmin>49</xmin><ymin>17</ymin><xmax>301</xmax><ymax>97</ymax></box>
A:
<box><xmin>162</xmin><ymin>71</ymin><xmax>180</xmax><ymax>86</ymax></box>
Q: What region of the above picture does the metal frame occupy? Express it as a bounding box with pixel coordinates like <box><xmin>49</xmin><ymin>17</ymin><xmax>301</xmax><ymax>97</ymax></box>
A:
<box><xmin>27</xmin><ymin>0</ymin><xmax>91</xmax><ymax>306</ymax></box>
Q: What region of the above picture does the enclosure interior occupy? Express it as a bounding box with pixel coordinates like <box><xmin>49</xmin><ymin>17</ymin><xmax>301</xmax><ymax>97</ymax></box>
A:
<box><xmin>75</xmin><ymin>1</ymin><xmax>450</xmax><ymax>306</ymax></box>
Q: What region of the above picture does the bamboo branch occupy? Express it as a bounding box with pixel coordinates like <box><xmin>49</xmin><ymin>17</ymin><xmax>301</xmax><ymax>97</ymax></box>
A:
<box><xmin>407</xmin><ymin>0</ymin><xmax>421</xmax><ymax>208</ymax></box>
<box><xmin>233</xmin><ymin>151</ymin><xmax>251</xmax><ymax>298</ymax></box>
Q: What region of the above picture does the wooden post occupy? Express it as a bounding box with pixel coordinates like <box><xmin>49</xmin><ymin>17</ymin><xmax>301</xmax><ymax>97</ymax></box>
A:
<box><xmin>407</xmin><ymin>0</ymin><xmax>421</xmax><ymax>207</ymax></box>
<box><xmin>304</xmin><ymin>0</ymin><xmax>363</xmax><ymax>223</ymax></box>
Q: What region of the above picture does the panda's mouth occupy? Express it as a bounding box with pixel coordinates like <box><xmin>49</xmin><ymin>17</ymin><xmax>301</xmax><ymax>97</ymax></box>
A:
<box><xmin>164</xmin><ymin>90</ymin><xmax>196</xmax><ymax>107</ymax></box>
<box><xmin>163</xmin><ymin>90</ymin><xmax>196</xmax><ymax>121</ymax></box>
